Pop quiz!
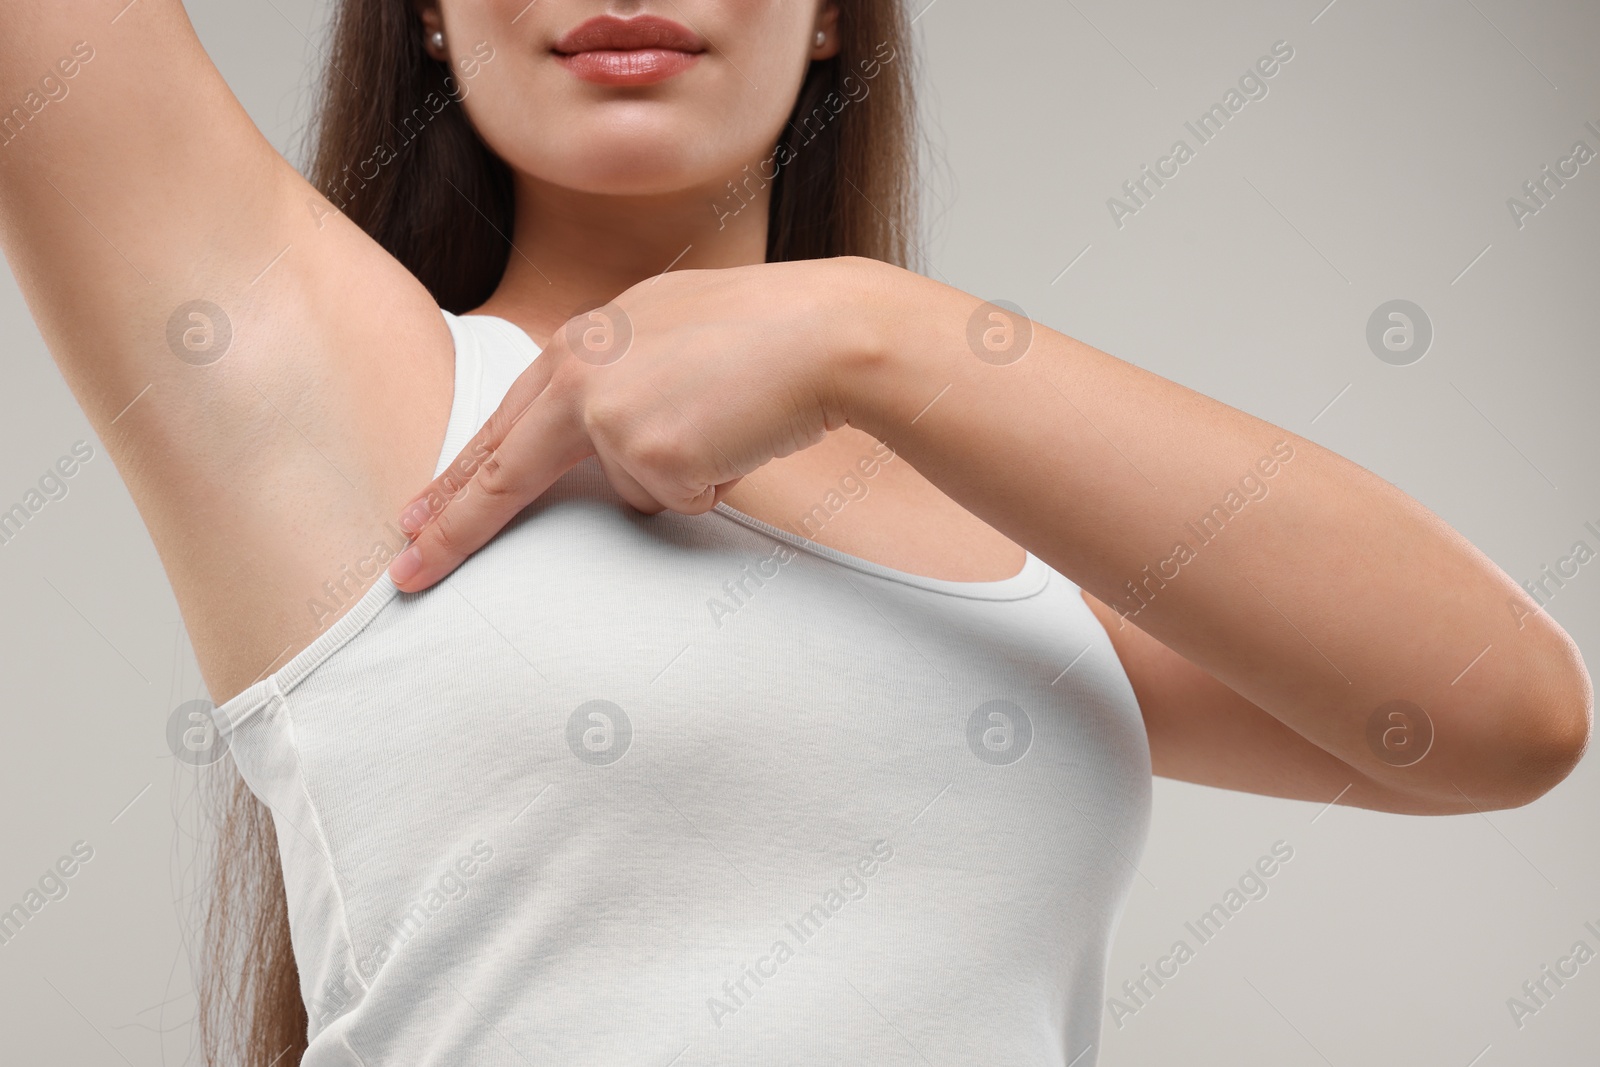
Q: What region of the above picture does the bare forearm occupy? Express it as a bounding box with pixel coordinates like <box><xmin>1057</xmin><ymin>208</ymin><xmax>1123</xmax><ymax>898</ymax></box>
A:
<box><xmin>837</xmin><ymin>259</ymin><xmax>1592</xmax><ymax>806</ymax></box>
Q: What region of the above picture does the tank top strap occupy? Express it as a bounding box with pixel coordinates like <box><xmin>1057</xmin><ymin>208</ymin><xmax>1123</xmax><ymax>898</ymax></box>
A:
<box><xmin>435</xmin><ymin>309</ymin><xmax>487</xmax><ymax>479</ymax></box>
<box><xmin>436</xmin><ymin>310</ymin><xmax>546</xmax><ymax>478</ymax></box>
<box><xmin>455</xmin><ymin>312</ymin><xmax>543</xmax><ymax>418</ymax></box>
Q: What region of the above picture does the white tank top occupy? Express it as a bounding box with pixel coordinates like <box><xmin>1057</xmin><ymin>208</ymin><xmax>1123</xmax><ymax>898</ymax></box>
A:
<box><xmin>211</xmin><ymin>308</ymin><xmax>1152</xmax><ymax>1066</ymax></box>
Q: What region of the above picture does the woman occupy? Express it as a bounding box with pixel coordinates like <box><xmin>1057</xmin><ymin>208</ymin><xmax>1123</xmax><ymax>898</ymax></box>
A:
<box><xmin>0</xmin><ymin>0</ymin><xmax>1589</xmax><ymax>1064</ymax></box>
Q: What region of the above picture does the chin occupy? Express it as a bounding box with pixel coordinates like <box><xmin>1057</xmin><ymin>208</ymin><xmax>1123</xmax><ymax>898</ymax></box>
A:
<box><xmin>527</xmin><ymin>122</ymin><xmax>743</xmax><ymax>199</ymax></box>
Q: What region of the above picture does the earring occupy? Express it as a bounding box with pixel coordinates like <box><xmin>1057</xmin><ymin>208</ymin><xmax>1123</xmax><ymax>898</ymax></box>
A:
<box><xmin>814</xmin><ymin>30</ymin><xmax>826</xmax><ymax>47</ymax></box>
<box><xmin>430</xmin><ymin>30</ymin><xmax>445</xmax><ymax>51</ymax></box>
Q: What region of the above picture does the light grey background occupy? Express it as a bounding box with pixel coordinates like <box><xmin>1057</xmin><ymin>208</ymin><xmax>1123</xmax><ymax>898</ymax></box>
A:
<box><xmin>2</xmin><ymin>0</ymin><xmax>1596</xmax><ymax>1063</ymax></box>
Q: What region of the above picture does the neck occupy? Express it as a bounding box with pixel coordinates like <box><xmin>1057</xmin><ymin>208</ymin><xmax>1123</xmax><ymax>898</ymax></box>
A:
<box><xmin>473</xmin><ymin>173</ymin><xmax>771</xmax><ymax>347</ymax></box>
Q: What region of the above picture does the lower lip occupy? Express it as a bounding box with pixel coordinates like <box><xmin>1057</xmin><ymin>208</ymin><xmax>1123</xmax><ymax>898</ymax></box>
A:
<box><xmin>556</xmin><ymin>49</ymin><xmax>702</xmax><ymax>86</ymax></box>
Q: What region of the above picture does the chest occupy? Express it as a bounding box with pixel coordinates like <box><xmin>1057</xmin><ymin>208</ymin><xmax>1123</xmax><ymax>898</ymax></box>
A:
<box><xmin>286</xmin><ymin>459</ymin><xmax>1149</xmax><ymax>843</ymax></box>
<box><xmin>242</xmin><ymin>463</ymin><xmax>1154</xmax><ymax>1037</ymax></box>
<box><xmin>718</xmin><ymin>427</ymin><xmax>1029</xmax><ymax>584</ymax></box>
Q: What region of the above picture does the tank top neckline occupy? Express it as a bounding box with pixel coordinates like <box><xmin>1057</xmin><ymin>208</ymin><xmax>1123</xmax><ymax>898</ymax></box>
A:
<box><xmin>455</xmin><ymin>311</ymin><xmax>1052</xmax><ymax>602</ymax></box>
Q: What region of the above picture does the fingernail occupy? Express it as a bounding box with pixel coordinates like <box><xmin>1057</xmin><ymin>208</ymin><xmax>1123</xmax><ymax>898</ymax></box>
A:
<box><xmin>399</xmin><ymin>501</ymin><xmax>431</xmax><ymax>536</ymax></box>
<box><xmin>389</xmin><ymin>545</ymin><xmax>423</xmax><ymax>585</ymax></box>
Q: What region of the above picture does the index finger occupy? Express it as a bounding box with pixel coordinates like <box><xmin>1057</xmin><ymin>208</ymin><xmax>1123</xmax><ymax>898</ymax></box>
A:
<box><xmin>389</xmin><ymin>351</ymin><xmax>578</xmax><ymax>591</ymax></box>
<box><xmin>399</xmin><ymin>332</ymin><xmax>569</xmax><ymax>526</ymax></box>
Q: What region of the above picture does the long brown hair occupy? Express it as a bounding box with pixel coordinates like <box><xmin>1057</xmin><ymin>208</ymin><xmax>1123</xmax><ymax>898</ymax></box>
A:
<box><xmin>199</xmin><ymin>1</ymin><xmax>917</xmax><ymax>1063</ymax></box>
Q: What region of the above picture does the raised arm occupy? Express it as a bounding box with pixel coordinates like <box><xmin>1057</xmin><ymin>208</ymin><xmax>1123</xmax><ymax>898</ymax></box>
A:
<box><xmin>0</xmin><ymin>0</ymin><xmax>455</xmax><ymax>701</ymax></box>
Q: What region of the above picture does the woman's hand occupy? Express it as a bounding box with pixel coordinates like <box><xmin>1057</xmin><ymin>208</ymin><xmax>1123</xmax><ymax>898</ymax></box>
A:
<box><xmin>386</xmin><ymin>256</ymin><xmax>890</xmax><ymax>592</ymax></box>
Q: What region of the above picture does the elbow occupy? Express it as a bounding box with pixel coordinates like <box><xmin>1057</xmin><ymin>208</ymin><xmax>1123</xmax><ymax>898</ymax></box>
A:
<box><xmin>1477</xmin><ymin>649</ymin><xmax>1593</xmax><ymax>810</ymax></box>
<box><xmin>1495</xmin><ymin>702</ymin><xmax>1591</xmax><ymax>809</ymax></box>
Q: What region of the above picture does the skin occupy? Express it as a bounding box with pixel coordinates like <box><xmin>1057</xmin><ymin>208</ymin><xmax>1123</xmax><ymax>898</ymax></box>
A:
<box><xmin>0</xmin><ymin>0</ymin><xmax>1590</xmax><ymax>819</ymax></box>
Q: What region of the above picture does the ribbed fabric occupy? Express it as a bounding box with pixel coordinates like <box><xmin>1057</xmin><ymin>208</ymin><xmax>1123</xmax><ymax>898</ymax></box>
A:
<box><xmin>211</xmin><ymin>308</ymin><xmax>1152</xmax><ymax>1066</ymax></box>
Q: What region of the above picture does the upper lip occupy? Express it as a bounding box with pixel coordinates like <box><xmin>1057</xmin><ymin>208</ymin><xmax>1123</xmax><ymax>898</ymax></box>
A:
<box><xmin>552</xmin><ymin>15</ymin><xmax>707</xmax><ymax>55</ymax></box>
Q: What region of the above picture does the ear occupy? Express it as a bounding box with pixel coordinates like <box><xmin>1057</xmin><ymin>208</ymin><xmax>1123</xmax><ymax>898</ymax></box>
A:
<box><xmin>415</xmin><ymin>1</ymin><xmax>448</xmax><ymax>61</ymax></box>
<box><xmin>812</xmin><ymin>2</ymin><xmax>842</xmax><ymax>61</ymax></box>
